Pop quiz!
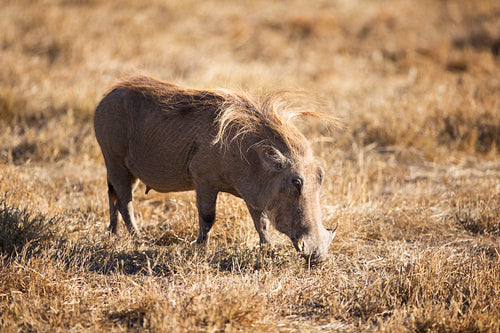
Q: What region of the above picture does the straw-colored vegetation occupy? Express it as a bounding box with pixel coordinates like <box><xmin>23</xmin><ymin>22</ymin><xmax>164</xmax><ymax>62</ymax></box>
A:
<box><xmin>1</xmin><ymin>0</ymin><xmax>499</xmax><ymax>331</ymax></box>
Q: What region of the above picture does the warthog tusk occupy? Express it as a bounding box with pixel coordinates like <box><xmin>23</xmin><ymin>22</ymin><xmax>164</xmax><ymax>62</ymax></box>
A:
<box><xmin>297</xmin><ymin>239</ymin><xmax>305</xmax><ymax>252</ymax></box>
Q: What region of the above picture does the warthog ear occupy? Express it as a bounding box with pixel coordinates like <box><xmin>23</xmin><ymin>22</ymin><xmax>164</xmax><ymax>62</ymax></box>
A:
<box><xmin>255</xmin><ymin>145</ymin><xmax>290</xmax><ymax>172</ymax></box>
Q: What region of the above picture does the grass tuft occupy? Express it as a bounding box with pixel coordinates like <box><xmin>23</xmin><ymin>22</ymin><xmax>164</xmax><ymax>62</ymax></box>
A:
<box><xmin>0</xmin><ymin>200</ymin><xmax>62</xmax><ymax>257</ymax></box>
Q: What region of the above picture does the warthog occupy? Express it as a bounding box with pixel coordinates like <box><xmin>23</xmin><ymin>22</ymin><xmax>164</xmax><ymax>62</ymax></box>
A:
<box><xmin>94</xmin><ymin>76</ymin><xmax>336</xmax><ymax>262</ymax></box>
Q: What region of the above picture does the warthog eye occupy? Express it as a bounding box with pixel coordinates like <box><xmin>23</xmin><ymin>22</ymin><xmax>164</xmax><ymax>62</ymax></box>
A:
<box><xmin>291</xmin><ymin>176</ymin><xmax>303</xmax><ymax>194</ymax></box>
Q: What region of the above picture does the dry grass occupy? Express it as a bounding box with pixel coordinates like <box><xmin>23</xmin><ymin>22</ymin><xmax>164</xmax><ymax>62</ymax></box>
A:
<box><xmin>1</xmin><ymin>0</ymin><xmax>499</xmax><ymax>331</ymax></box>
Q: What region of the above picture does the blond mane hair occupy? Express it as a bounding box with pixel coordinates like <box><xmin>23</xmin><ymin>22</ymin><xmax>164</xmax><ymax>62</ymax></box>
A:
<box><xmin>213</xmin><ymin>90</ymin><xmax>337</xmax><ymax>152</ymax></box>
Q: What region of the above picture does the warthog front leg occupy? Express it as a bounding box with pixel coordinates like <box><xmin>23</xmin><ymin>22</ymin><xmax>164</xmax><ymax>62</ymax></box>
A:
<box><xmin>247</xmin><ymin>204</ymin><xmax>272</xmax><ymax>245</ymax></box>
<box><xmin>195</xmin><ymin>184</ymin><xmax>219</xmax><ymax>244</ymax></box>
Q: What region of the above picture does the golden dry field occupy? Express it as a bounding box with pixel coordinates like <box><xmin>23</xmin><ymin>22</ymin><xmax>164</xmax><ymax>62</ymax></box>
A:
<box><xmin>1</xmin><ymin>0</ymin><xmax>500</xmax><ymax>331</ymax></box>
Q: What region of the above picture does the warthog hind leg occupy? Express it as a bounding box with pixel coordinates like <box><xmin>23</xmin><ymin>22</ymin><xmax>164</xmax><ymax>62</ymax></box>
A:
<box><xmin>106</xmin><ymin>163</ymin><xmax>140</xmax><ymax>236</ymax></box>
<box><xmin>107</xmin><ymin>182</ymin><xmax>119</xmax><ymax>234</ymax></box>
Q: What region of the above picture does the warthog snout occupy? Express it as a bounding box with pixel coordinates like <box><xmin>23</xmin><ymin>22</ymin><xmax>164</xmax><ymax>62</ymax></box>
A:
<box><xmin>292</xmin><ymin>225</ymin><xmax>337</xmax><ymax>263</ymax></box>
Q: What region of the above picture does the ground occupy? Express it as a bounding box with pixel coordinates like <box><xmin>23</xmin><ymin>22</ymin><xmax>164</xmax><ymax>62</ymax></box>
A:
<box><xmin>0</xmin><ymin>0</ymin><xmax>499</xmax><ymax>331</ymax></box>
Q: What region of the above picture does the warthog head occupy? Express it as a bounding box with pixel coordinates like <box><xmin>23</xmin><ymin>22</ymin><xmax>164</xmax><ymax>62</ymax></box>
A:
<box><xmin>254</xmin><ymin>142</ymin><xmax>336</xmax><ymax>263</ymax></box>
<box><xmin>216</xmin><ymin>91</ymin><xmax>337</xmax><ymax>263</ymax></box>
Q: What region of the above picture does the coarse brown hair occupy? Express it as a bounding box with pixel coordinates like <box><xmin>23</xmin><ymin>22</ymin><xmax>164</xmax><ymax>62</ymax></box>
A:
<box><xmin>113</xmin><ymin>76</ymin><xmax>337</xmax><ymax>153</ymax></box>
